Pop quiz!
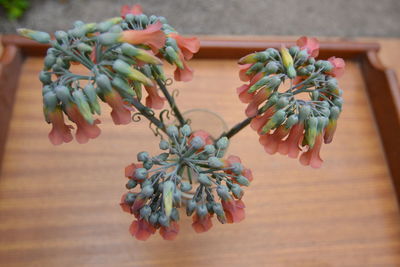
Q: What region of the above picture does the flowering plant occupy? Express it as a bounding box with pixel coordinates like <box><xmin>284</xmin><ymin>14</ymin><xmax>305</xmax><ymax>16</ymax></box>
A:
<box><xmin>18</xmin><ymin>4</ymin><xmax>344</xmax><ymax>241</ymax></box>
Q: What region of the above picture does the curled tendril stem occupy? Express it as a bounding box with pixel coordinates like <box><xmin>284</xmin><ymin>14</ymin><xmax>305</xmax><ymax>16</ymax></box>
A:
<box><xmin>155</xmin><ymin>78</ymin><xmax>186</xmax><ymax>126</ymax></box>
<box><xmin>132</xmin><ymin>112</ymin><xmax>142</xmax><ymax>122</ymax></box>
<box><xmin>127</xmin><ymin>97</ymin><xmax>166</xmax><ymax>133</ymax></box>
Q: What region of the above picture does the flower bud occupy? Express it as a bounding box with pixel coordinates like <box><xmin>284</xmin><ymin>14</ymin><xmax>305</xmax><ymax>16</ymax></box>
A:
<box><xmin>316</xmin><ymin>60</ymin><xmax>333</xmax><ymax>72</ymax></box>
<box><xmin>82</xmin><ymin>84</ymin><xmax>101</xmax><ymax>115</ymax></box>
<box><xmin>208</xmin><ymin>157</ymin><xmax>223</xmax><ymax>168</ymax></box>
<box><xmin>276</xmin><ymin>96</ymin><xmax>289</xmax><ymax>109</ymax></box>
<box><xmin>245</xmin><ymin>62</ymin><xmax>264</xmax><ymax>75</ymax></box>
<box><xmin>165</xmin><ymin>46</ymin><xmax>183</xmax><ymax>69</ymax></box>
<box><xmin>317</xmin><ymin>116</ymin><xmax>329</xmax><ymax>133</ymax></box>
<box><xmin>166</xmin><ymin>125</ymin><xmax>179</xmax><ymax>137</ymax></box>
<box><xmin>231</xmin><ymin>162</ymin><xmax>243</xmax><ymax>175</ymax></box>
<box><xmin>248</xmin><ymin>75</ymin><xmax>281</xmax><ymax>93</ymax></box>
<box><xmin>236</xmin><ymin>175</ymin><xmax>250</xmax><ymax>186</ymax></box>
<box><xmin>125</xmin><ymin>192</ymin><xmax>137</xmax><ymax>205</ymax></box>
<box><xmin>216</xmin><ymin>185</ymin><xmax>231</xmax><ymax>200</ymax></box>
<box><xmin>96</xmin><ymin>74</ymin><xmax>113</xmax><ymax>93</ymax></box>
<box><xmin>231</xmin><ymin>184</ymin><xmax>244</xmax><ymax>198</ymax></box>
<box><xmin>111</xmin><ymin>76</ymin><xmax>135</xmax><ymax>97</ymax></box>
<box><xmin>39</xmin><ymin>71</ymin><xmax>52</xmax><ymax>85</ymax></box>
<box><xmin>280</xmin><ymin>47</ymin><xmax>296</xmax><ymax>78</ymax></box>
<box><xmin>180</xmin><ymin>181</ymin><xmax>192</xmax><ymax>192</ymax></box>
<box><xmin>170</xmin><ymin>208</ymin><xmax>180</xmax><ymax>221</ymax></box>
<box><xmin>141</xmin><ymin>185</ymin><xmax>154</xmax><ymax>197</ymax></box>
<box><xmin>264</xmin><ymin>61</ymin><xmax>279</xmax><ymax>74</ymax></box>
<box><xmin>299</xmin><ymin>105</ymin><xmax>311</xmax><ymax>122</ymax></box>
<box><xmin>261</xmin><ymin>109</ymin><xmax>286</xmax><ymax>134</ymax></box>
<box><xmin>285</xmin><ymin>114</ymin><xmax>299</xmax><ymax>129</ymax></box>
<box><xmin>158</xmin><ymin>213</ymin><xmax>170</xmax><ymax>227</ymax></box>
<box><xmin>289</xmin><ymin>46</ymin><xmax>300</xmax><ymax>56</ymax></box>
<box><xmin>55</xmin><ymin>85</ymin><xmax>71</xmax><ymax>104</ymax></box>
<box><xmin>77</xmin><ymin>43</ymin><xmax>93</xmax><ymax>53</ymax></box>
<box><xmin>43</xmin><ymin>91</ymin><xmax>58</xmax><ymax>111</ymax></box>
<box><xmin>186</xmin><ymin>199</ymin><xmax>197</xmax><ymax>216</ymax></box>
<box><xmin>135</xmin><ymin>168</ymin><xmax>148</xmax><ymax>180</ymax></box>
<box><xmin>180</xmin><ymin>124</ymin><xmax>192</xmax><ymax>136</ymax></box>
<box><xmin>196</xmin><ymin>204</ymin><xmax>208</xmax><ymax>218</ymax></box>
<box><xmin>17</xmin><ymin>28</ymin><xmax>51</xmax><ymax>43</ymax></box>
<box><xmin>333</xmin><ymin>97</ymin><xmax>343</xmax><ymax>109</ymax></box>
<box><xmin>55</xmin><ymin>30</ymin><xmax>68</xmax><ymax>42</ymax></box>
<box><xmin>297</xmin><ymin>50</ymin><xmax>309</xmax><ymax>65</ymax></box>
<box><xmin>216</xmin><ymin>137</ymin><xmax>229</xmax><ymax>149</ymax></box>
<box><xmin>97</xmin><ymin>17</ymin><xmax>123</xmax><ymax>32</ymax></box>
<box><xmin>126</xmin><ymin>179</ymin><xmax>137</xmax><ymax>189</ymax></box>
<box><xmin>190</xmin><ymin>136</ymin><xmax>205</xmax><ymax>150</ymax></box>
<box><xmin>163</xmin><ymin>180</ymin><xmax>175</xmax><ymax>217</ymax></box>
<box><xmin>143</xmin><ymin>160</ymin><xmax>153</xmax><ymax>170</ymax></box>
<box><xmin>159</xmin><ymin>140</ymin><xmax>170</xmax><ymax>150</ymax></box>
<box><xmin>204</xmin><ymin>145</ymin><xmax>216</xmax><ymax>154</ymax></box>
<box><xmin>137</xmin><ymin>151</ymin><xmax>150</xmax><ymax>162</ymax></box>
<box><xmin>72</xmin><ymin>90</ymin><xmax>94</xmax><ymax>124</ymax></box>
<box><xmin>121</xmin><ymin>43</ymin><xmax>162</xmax><ymax>65</ymax></box>
<box><xmin>266</xmin><ymin>48</ymin><xmax>280</xmax><ymax>59</ymax></box>
<box><xmin>213</xmin><ymin>203</ymin><xmax>226</xmax><ymax>224</ymax></box>
<box><xmin>149</xmin><ymin>212</ymin><xmax>159</xmax><ymax>226</ymax></box>
<box><xmin>44</xmin><ymin>54</ymin><xmax>56</xmax><ymax>70</ymax></box>
<box><xmin>326</xmin><ymin>78</ymin><xmax>338</xmax><ymax>90</ymax></box>
<box><xmin>140</xmin><ymin>205</ymin><xmax>152</xmax><ymax>220</ymax></box>
<box><xmin>305</xmin><ymin>117</ymin><xmax>318</xmax><ymax>148</ymax></box>
<box><xmin>173</xmin><ymin>190</ymin><xmax>182</xmax><ymax>207</ymax></box>
<box><xmin>113</xmin><ymin>60</ymin><xmax>153</xmax><ymax>86</ymax></box>
<box><xmin>198</xmin><ymin>174</ymin><xmax>213</xmax><ymax>187</ymax></box>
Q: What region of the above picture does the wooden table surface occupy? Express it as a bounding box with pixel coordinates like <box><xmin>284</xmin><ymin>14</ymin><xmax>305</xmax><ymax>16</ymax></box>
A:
<box><xmin>1</xmin><ymin>37</ymin><xmax>400</xmax><ymax>267</ymax></box>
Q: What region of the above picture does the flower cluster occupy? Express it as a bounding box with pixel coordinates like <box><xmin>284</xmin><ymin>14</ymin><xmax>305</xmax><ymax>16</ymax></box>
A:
<box><xmin>18</xmin><ymin>4</ymin><xmax>199</xmax><ymax>145</ymax></box>
<box><xmin>237</xmin><ymin>37</ymin><xmax>345</xmax><ymax>168</ymax></box>
<box><xmin>120</xmin><ymin>124</ymin><xmax>253</xmax><ymax>240</ymax></box>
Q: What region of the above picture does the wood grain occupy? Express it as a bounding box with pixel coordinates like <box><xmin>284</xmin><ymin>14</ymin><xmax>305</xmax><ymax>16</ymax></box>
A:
<box><xmin>1</xmin><ymin>45</ymin><xmax>400</xmax><ymax>266</ymax></box>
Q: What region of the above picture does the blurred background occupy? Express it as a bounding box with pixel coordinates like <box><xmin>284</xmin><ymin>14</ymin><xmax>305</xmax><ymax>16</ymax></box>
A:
<box><xmin>1</xmin><ymin>0</ymin><xmax>400</xmax><ymax>37</ymax></box>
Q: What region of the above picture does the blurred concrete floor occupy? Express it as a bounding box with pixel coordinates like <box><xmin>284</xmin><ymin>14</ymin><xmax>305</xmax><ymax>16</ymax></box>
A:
<box><xmin>0</xmin><ymin>0</ymin><xmax>399</xmax><ymax>37</ymax></box>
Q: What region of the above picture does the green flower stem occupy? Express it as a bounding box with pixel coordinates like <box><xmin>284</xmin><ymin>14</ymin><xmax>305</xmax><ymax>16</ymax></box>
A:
<box><xmin>155</xmin><ymin>78</ymin><xmax>186</xmax><ymax>126</ymax></box>
<box><xmin>217</xmin><ymin>116</ymin><xmax>253</xmax><ymax>140</ymax></box>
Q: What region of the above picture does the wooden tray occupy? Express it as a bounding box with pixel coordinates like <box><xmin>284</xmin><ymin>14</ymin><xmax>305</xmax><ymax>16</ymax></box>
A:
<box><xmin>1</xmin><ymin>35</ymin><xmax>400</xmax><ymax>266</ymax></box>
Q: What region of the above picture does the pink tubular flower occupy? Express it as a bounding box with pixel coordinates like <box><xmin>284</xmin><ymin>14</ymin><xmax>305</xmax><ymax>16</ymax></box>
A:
<box><xmin>223</xmin><ymin>155</ymin><xmax>253</xmax><ymax>182</ymax></box>
<box><xmin>160</xmin><ymin>221</ymin><xmax>180</xmax><ymax>240</ymax></box>
<box><xmin>65</xmin><ymin>105</ymin><xmax>101</xmax><ymax>144</ymax></box>
<box><xmin>169</xmin><ymin>33</ymin><xmax>200</xmax><ymax>60</ymax></box>
<box><xmin>222</xmin><ymin>199</ymin><xmax>245</xmax><ymax>224</ymax></box>
<box><xmin>121</xmin><ymin>4</ymin><xmax>143</xmax><ymax>18</ymax></box>
<box><xmin>299</xmin><ymin>133</ymin><xmax>324</xmax><ymax>168</ymax></box>
<box><xmin>131</xmin><ymin>195</ymin><xmax>147</xmax><ymax>216</ymax></box>
<box><xmin>250</xmin><ymin>106</ymin><xmax>276</xmax><ymax>133</ymax></box>
<box><xmin>245</xmin><ymin>89</ymin><xmax>270</xmax><ymax>117</ymax></box>
<box><xmin>327</xmin><ymin>56</ymin><xmax>345</xmax><ymax>78</ymax></box>
<box><xmin>296</xmin><ymin>36</ymin><xmax>320</xmax><ymax>58</ymax></box>
<box><xmin>47</xmin><ymin>107</ymin><xmax>74</xmax><ymax>145</ymax></box>
<box><xmin>259</xmin><ymin>125</ymin><xmax>290</xmax><ymax>155</ymax></box>
<box><xmin>129</xmin><ymin>219</ymin><xmax>156</xmax><ymax>241</ymax></box>
<box><xmin>125</xmin><ymin>162</ymin><xmax>143</xmax><ymax>179</ymax></box>
<box><xmin>278</xmin><ymin>123</ymin><xmax>305</xmax><ymax>158</ymax></box>
<box><xmin>236</xmin><ymin>71</ymin><xmax>265</xmax><ymax>104</ymax></box>
<box><xmin>192</xmin><ymin>213</ymin><xmax>213</xmax><ymax>233</ymax></box>
<box><xmin>324</xmin><ymin>119</ymin><xmax>337</xmax><ymax>144</ymax></box>
<box><xmin>144</xmin><ymin>84</ymin><xmax>165</xmax><ymax>109</ymax></box>
<box><xmin>120</xmin><ymin>21</ymin><xmax>166</xmax><ymax>53</ymax></box>
<box><xmin>238</xmin><ymin>63</ymin><xmax>254</xmax><ymax>82</ymax></box>
<box><xmin>174</xmin><ymin>52</ymin><xmax>194</xmax><ymax>82</ymax></box>
<box><xmin>104</xmin><ymin>90</ymin><xmax>132</xmax><ymax>125</ymax></box>
<box><xmin>120</xmin><ymin>193</ymin><xmax>131</xmax><ymax>213</ymax></box>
